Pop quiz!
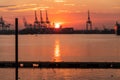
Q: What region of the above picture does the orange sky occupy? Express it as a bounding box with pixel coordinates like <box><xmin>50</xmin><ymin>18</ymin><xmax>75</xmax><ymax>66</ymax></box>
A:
<box><xmin>0</xmin><ymin>0</ymin><xmax>120</xmax><ymax>29</ymax></box>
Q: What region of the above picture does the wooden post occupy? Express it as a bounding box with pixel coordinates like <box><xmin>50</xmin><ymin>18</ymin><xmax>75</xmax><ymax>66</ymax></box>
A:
<box><xmin>15</xmin><ymin>18</ymin><xmax>18</xmax><ymax>80</ymax></box>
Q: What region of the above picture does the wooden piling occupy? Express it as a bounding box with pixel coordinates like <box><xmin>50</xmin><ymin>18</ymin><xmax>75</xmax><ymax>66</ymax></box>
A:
<box><xmin>15</xmin><ymin>18</ymin><xmax>18</xmax><ymax>80</ymax></box>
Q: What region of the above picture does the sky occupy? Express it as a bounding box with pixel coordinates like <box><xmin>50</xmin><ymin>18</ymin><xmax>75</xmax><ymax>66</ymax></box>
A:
<box><xmin>0</xmin><ymin>0</ymin><xmax>120</xmax><ymax>29</ymax></box>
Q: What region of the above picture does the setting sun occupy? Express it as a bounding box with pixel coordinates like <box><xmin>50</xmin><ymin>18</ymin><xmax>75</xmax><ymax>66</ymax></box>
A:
<box><xmin>54</xmin><ymin>23</ymin><xmax>61</xmax><ymax>29</ymax></box>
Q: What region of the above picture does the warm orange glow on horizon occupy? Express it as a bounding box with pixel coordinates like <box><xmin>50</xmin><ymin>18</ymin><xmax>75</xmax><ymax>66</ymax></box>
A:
<box><xmin>0</xmin><ymin>0</ymin><xmax>119</xmax><ymax>29</ymax></box>
<box><xmin>54</xmin><ymin>23</ymin><xmax>61</xmax><ymax>29</ymax></box>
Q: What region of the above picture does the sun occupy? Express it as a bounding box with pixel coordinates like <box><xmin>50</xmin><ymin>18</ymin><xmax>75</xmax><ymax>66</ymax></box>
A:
<box><xmin>54</xmin><ymin>23</ymin><xmax>61</xmax><ymax>29</ymax></box>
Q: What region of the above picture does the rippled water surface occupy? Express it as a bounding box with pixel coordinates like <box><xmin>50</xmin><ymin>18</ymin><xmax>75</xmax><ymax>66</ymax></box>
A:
<box><xmin>0</xmin><ymin>34</ymin><xmax>120</xmax><ymax>80</ymax></box>
<box><xmin>0</xmin><ymin>34</ymin><xmax>120</xmax><ymax>62</ymax></box>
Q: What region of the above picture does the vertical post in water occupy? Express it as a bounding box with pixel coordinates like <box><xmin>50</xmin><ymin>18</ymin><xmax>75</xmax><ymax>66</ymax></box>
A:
<box><xmin>15</xmin><ymin>18</ymin><xmax>18</xmax><ymax>80</ymax></box>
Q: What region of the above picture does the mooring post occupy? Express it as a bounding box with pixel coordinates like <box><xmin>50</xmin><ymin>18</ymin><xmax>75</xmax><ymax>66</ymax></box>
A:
<box><xmin>15</xmin><ymin>18</ymin><xmax>18</xmax><ymax>80</ymax></box>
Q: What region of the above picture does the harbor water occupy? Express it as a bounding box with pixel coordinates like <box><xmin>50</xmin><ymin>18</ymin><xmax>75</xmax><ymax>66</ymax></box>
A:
<box><xmin>0</xmin><ymin>34</ymin><xmax>120</xmax><ymax>80</ymax></box>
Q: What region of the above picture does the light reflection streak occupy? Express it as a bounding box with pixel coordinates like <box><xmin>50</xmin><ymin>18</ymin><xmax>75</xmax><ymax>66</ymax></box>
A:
<box><xmin>53</xmin><ymin>40</ymin><xmax>61</xmax><ymax>62</ymax></box>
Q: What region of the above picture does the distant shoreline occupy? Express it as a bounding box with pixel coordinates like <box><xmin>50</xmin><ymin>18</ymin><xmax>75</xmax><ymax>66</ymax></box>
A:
<box><xmin>0</xmin><ymin>29</ymin><xmax>115</xmax><ymax>35</ymax></box>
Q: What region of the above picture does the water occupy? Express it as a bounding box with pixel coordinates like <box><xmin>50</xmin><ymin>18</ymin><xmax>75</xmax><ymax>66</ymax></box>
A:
<box><xmin>0</xmin><ymin>34</ymin><xmax>120</xmax><ymax>80</ymax></box>
<box><xmin>0</xmin><ymin>34</ymin><xmax>120</xmax><ymax>62</ymax></box>
<box><xmin>0</xmin><ymin>68</ymin><xmax>120</xmax><ymax>80</ymax></box>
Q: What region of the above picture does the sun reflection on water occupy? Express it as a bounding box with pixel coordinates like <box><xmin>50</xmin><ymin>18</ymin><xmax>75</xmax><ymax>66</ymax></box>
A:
<box><xmin>53</xmin><ymin>40</ymin><xmax>61</xmax><ymax>62</ymax></box>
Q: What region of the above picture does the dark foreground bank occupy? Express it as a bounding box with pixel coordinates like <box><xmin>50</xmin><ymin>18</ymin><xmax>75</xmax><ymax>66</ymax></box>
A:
<box><xmin>0</xmin><ymin>61</ymin><xmax>120</xmax><ymax>69</ymax></box>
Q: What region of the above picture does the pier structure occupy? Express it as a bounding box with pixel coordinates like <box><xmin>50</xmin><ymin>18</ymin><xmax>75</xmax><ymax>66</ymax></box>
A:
<box><xmin>0</xmin><ymin>61</ymin><xmax>120</xmax><ymax>69</ymax></box>
<box><xmin>86</xmin><ymin>10</ymin><xmax>92</xmax><ymax>30</ymax></box>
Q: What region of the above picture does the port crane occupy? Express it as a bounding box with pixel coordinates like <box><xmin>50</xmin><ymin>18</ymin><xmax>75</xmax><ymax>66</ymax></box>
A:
<box><xmin>0</xmin><ymin>16</ymin><xmax>11</xmax><ymax>30</ymax></box>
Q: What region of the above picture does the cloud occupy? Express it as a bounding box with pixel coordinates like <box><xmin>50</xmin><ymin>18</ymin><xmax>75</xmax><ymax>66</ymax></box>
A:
<box><xmin>64</xmin><ymin>3</ymin><xmax>75</xmax><ymax>6</ymax></box>
<box><xmin>0</xmin><ymin>4</ymin><xmax>50</xmax><ymax>12</ymax></box>
<box><xmin>0</xmin><ymin>5</ymin><xmax>16</xmax><ymax>8</ymax></box>
<box><xmin>57</xmin><ymin>10</ymin><xmax>72</xmax><ymax>13</ymax></box>
<box><xmin>81</xmin><ymin>4</ymin><xmax>87</xmax><ymax>7</ymax></box>
<box><xmin>113</xmin><ymin>6</ymin><xmax>120</xmax><ymax>9</ymax></box>
<box><xmin>0</xmin><ymin>4</ymin><xmax>37</xmax><ymax>9</ymax></box>
<box><xmin>6</xmin><ymin>4</ymin><xmax>37</xmax><ymax>11</ymax></box>
<box><xmin>54</xmin><ymin>0</ymin><xmax>65</xmax><ymax>2</ymax></box>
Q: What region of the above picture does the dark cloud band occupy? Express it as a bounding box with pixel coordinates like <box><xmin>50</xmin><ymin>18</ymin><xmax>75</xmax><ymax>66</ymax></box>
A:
<box><xmin>0</xmin><ymin>5</ymin><xmax>16</xmax><ymax>8</ymax></box>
